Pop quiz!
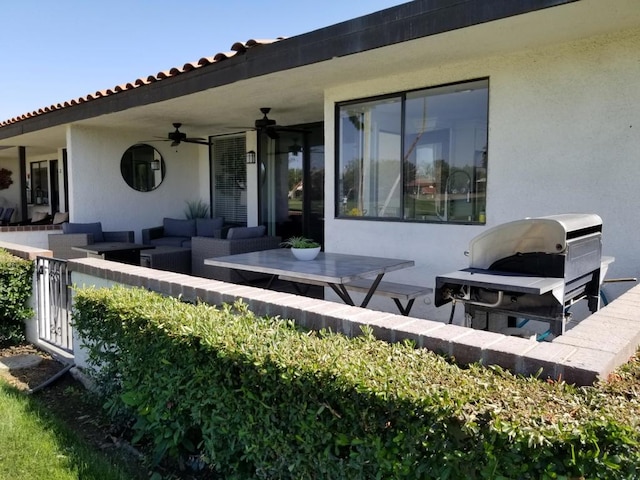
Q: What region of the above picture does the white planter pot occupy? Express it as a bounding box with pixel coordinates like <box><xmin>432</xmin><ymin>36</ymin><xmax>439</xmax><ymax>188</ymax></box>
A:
<box><xmin>291</xmin><ymin>246</ymin><xmax>321</xmax><ymax>261</ymax></box>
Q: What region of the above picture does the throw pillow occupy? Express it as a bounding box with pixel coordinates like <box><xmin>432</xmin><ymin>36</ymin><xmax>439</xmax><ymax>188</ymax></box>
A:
<box><xmin>163</xmin><ymin>218</ymin><xmax>196</xmax><ymax>237</ymax></box>
<box><xmin>226</xmin><ymin>225</ymin><xmax>266</xmax><ymax>240</ymax></box>
<box><xmin>196</xmin><ymin>217</ymin><xmax>224</xmax><ymax>237</ymax></box>
<box><xmin>31</xmin><ymin>211</ymin><xmax>49</xmax><ymax>223</ymax></box>
<box><xmin>52</xmin><ymin>212</ymin><xmax>69</xmax><ymax>225</ymax></box>
<box><xmin>62</xmin><ymin>222</ymin><xmax>104</xmax><ymax>242</ymax></box>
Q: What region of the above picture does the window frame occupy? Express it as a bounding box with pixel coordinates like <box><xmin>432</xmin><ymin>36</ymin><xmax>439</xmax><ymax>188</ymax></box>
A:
<box><xmin>210</xmin><ymin>134</ymin><xmax>248</xmax><ymax>225</ymax></box>
<box><xmin>335</xmin><ymin>78</ymin><xmax>489</xmax><ymax>225</ymax></box>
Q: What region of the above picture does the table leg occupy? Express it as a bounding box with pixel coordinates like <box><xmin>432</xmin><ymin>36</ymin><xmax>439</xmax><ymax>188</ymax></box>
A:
<box><xmin>328</xmin><ymin>273</ymin><xmax>384</xmax><ymax>308</ymax></box>
<box><xmin>231</xmin><ymin>269</ymin><xmax>278</xmax><ymax>289</ymax></box>
<box><xmin>265</xmin><ymin>274</ymin><xmax>277</xmax><ymax>289</ymax></box>
<box><xmin>393</xmin><ymin>298</ymin><xmax>415</xmax><ymax>316</ymax></box>
<box><xmin>328</xmin><ymin>283</ymin><xmax>355</xmax><ymax>306</ymax></box>
<box><xmin>359</xmin><ymin>273</ymin><xmax>384</xmax><ymax>308</ymax></box>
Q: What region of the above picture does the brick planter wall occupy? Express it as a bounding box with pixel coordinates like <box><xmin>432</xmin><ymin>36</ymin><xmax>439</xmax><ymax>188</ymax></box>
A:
<box><xmin>67</xmin><ymin>257</ymin><xmax>640</xmax><ymax>386</ymax></box>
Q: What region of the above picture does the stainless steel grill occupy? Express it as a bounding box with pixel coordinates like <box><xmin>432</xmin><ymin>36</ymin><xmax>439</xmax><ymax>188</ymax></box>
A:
<box><xmin>435</xmin><ymin>214</ymin><xmax>612</xmax><ymax>336</ymax></box>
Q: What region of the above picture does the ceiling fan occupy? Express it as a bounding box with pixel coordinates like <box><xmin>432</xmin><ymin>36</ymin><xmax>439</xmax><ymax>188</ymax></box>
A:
<box><xmin>228</xmin><ymin>108</ymin><xmax>281</xmax><ymax>139</ymax></box>
<box><xmin>251</xmin><ymin>107</ymin><xmax>280</xmax><ymax>139</ymax></box>
<box><xmin>254</xmin><ymin>107</ymin><xmax>277</xmax><ymax>129</ymax></box>
<box><xmin>147</xmin><ymin>123</ymin><xmax>210</xmax><ymax>146</ymax></box>
<box><xmin>227</xmin><ymin>107</ymin><xmax>309</xmax><ymax>139</ymax></box>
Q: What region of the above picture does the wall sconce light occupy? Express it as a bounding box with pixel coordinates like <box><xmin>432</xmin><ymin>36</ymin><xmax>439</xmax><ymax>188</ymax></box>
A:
<box><xmin>246</xmin><ymin>150</ymin><xmax>256</xmax><ymax>164</ymax></box>
<box><xmin>150</xmin><ymin>159</ymin><xmax>161</xmax><ymax>171</ymax></box>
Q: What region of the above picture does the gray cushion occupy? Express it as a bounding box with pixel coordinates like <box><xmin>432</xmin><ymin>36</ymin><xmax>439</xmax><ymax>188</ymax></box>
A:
<box><xmin>163</xmin><ymin>218</ymin><xmax>196</xmax><ymax>237</ymax></box>
<box><xmin>52</xmin><ymin>212</ymin><xmax>69</xmax><ymax>225</ymax></box>
<box><xmin>62</xmin><ymin>222</ymin><xmax>104</xmax><ymax>242</ymax></box>
<box><xmin>196</xmin><ymin>217</ymin><xmax>224</xmax><ymax>237</ymax></box>
<box><xmin>226</xmin><ymin>225</ymin><xmax>266</xmax><ymax>240</ymax></box>
<box><xmin>31</xmin><ymin>211</ymin><xmax>49</xmax><ymax>223</ymax></box>
<box><xmin>150</xmin><ymin>237</ymin><xmax>189</xmax><ymax>247</ymax></box>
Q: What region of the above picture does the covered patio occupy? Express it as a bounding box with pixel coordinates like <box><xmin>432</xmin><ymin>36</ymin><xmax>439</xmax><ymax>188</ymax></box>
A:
<box><xmin>3</xmin><ymin>238</ymin><xmax>639</xmax><ymax>387</ymax></box>
<box><xmin>0</xmin><ymin>0</ymin><xmax>639</xmax><ymax>324</ymax></box>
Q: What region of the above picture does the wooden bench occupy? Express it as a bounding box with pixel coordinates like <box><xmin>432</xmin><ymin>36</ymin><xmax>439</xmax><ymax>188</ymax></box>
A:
<box><xmin>278</xmin><ymin>276</ymin><xmax>432</xmax><ymax>316</ymax></box>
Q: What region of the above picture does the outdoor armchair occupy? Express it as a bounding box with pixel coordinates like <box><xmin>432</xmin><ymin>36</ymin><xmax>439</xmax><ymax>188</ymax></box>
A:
<box><xmin>191</xmin><ymin>226</ymin><xmax>281</xmax><ymax>283</ymax></box>
<box><xmin>48</xmin><ymin>222</ymin><xmax>134</xmax><ymax>259</ymax></box>
<box><xmin>0</xmin><ymin>207</ymin><xmax>15</xmax><ymax>225</ymax></box>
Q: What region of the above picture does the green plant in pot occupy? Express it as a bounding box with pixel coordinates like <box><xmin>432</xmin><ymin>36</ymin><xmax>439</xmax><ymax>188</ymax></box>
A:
<box><xmin>281</xmin><ymin>236</ymin><xmax>321</xmax><ymax>260</ymax></box>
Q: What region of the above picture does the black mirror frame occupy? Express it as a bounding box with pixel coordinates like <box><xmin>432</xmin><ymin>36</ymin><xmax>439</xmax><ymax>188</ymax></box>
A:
<box><xmin>120</xmin><ymin>144</ymin><xmax>166</xmax><ymax>192</ymax></box>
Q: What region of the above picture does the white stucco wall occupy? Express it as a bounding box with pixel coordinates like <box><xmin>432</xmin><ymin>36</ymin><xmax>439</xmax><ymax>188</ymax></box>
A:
<box><xmin>325</xmin><ymin>27</ymin><xmax>640</xmax><ymax>323</ymax></box>
<box><xmin>66</xmin><ymin>125</ymin><xmax>209</xmax><ymax>242</ymax></box>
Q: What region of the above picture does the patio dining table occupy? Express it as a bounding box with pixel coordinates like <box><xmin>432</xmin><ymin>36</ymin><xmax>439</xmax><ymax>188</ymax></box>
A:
<box><xmin>204</xmin><ymin>248</ymin><xmax>415</xmax><ymax>307</ymax></box>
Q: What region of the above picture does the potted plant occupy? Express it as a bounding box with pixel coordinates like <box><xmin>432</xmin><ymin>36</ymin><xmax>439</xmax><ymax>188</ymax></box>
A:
<box><xmin>184</xmin><ymin>199</ymin><xmax>210</xmax><ymax>219</ymax></box>
<box><xmin>281</xmin><ymin>236</ymin><xmax>321</xmax><ymax>261</ymax></box>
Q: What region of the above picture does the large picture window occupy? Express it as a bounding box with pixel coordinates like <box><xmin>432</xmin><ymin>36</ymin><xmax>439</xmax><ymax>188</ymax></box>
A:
<box><xmin>337</xmin><ymin>79</ymin><xmax>488</xmax><ymax>223</ymax></box>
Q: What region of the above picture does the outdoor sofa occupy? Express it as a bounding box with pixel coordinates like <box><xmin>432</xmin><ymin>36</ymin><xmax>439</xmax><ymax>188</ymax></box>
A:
<box><xmin>48</xmin><ymin>221</ymin><xmax>134</xmax><ymax>259</ymax></box>
<box><xmin>141</xmin><ymin>217</ymin><xmax>224</xmax><ymax>248</ymax></box>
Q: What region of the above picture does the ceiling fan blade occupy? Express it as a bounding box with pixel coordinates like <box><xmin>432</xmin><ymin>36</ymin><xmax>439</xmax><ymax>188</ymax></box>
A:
<box><xmin>184</xmin><ymin>138</ymin><xmax>211</xmax><ymax>145</ymax></box>
<box><xmin>227</xmin><ymin>126</ymin><xmax>256</xmax><ymax>130</ymax></box>
<box><xmin>137</xmin><ymin>138</ymin><xmax>170</xmax><ymax>143</ymax></box>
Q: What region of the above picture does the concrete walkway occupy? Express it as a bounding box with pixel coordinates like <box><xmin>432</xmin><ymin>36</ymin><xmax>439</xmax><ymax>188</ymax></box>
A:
<box><xmin>0</xmin><ymin>354</ymin><xmax>42</xmax><ymax>371</ymax></box>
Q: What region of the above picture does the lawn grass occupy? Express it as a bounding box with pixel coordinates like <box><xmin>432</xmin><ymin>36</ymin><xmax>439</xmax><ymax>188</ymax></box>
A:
<box><xmin>0</xmin><ymin>381</ymin><xmax>144</xmax><ymax>480</ymax></box>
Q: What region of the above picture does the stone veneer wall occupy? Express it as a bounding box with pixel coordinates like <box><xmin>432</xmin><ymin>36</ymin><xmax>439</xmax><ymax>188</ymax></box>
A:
<box><xmin>0</xmin><ymin>225</ymin><xmax>62</xmax><ymax>250</ymax></box>
<box><xmin>0</xmin><ymin>239</ymin><xmax>53</xmax><ymax>260</ymax></box>
<box><xmin>66</xmin><ymin>257</ymin><xmax>640</xmax><ymax>387</ymax></box>
<box><xmin>0</xmin><ymin>224</ymin><xmax>62</xmax><ymax>234</ymax></box>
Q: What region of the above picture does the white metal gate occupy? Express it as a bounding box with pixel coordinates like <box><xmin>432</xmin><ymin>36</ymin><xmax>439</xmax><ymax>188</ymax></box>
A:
<box><xmin>36</xmin><ymin>256</ymin><xmax>73</xmax><ymax>353</ymax></box>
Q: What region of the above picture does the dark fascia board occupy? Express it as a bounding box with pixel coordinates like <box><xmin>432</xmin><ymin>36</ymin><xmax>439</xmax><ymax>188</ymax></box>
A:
<box><xmin>0</xmin><ymin>0</ymin><xmax>577</xmax><ymax>141</ymax></box>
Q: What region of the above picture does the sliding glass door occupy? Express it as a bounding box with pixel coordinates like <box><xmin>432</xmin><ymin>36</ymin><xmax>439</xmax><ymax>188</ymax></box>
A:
<box><xmin>259</xmin><ymin>123</ymin><xmax>324</xmax><ymax>244</ymax></box>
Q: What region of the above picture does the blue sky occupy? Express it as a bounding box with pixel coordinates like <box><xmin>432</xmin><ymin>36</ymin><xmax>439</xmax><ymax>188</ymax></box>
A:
<box><xmin>0</xmin><ymin>1</ymin><xmax>405</xmax><ymax>122</ymax></box>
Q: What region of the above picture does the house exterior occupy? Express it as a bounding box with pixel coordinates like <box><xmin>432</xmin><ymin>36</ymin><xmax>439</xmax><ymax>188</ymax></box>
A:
<box><xmin>0</xmin><ymin>0</ymin><xmax>639</xmax><ymax>323</ymax></box>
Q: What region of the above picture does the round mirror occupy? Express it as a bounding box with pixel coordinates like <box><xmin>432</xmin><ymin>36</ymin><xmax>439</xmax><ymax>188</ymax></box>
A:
<box><xmin>120</xmin><ymin>144</ymin><xmax>166</xmax><ymax>192</ymax></box>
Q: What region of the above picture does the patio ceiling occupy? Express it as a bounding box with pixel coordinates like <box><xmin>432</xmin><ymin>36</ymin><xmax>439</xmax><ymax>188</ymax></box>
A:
<box><xmin>0</xmin><ymin>0</ymin><xmax>638</xmax><ymax>159</ymax></box>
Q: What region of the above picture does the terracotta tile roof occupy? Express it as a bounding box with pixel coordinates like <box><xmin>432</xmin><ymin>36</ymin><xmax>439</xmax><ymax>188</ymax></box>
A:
<box><xmin>0</xmin><ymin>38</ymin><xmax>285</xmax><ymax>128</ymax></box>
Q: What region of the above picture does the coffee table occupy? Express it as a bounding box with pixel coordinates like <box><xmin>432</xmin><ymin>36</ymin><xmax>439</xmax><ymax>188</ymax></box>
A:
<box><xmin>72</xmin><ymin>242</ymin><xmax>154</xmax><ymax>265</ymax></box>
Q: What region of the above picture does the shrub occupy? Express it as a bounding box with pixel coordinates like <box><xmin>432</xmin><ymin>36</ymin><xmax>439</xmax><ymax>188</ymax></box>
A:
<box><xmin>73</xmin><ymin>286</ymin><xmax>640</xmax><ymax>479</ymax></box>
<box><xmin>0</xmin><ymin>249</ymin><xmax>34</xmax><ymax>346</ymax></box>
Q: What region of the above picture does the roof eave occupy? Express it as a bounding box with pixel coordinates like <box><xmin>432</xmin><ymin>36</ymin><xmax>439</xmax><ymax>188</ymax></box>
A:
<box><xmin>0</xmin><ymin>0</ymin><xmax>577</xmax><ymax>141</ymax></box>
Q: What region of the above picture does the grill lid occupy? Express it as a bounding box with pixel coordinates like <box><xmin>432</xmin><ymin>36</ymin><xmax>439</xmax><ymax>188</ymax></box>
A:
<box><xmin>469</xmin><ymin>213</ymin><xmax>602</xmax><ymax>269</ymax></box>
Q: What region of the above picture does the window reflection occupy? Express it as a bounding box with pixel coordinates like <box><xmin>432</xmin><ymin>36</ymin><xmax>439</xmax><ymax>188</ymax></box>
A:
<box><xmin>120</xmin><ymin>144</ymin><xmax>165</xmax><ymax>192</ymax></box>
<box><xmin>337</xmin><ymin>79</ymin><xmax>489</xmax><ymax>223</ymax></box>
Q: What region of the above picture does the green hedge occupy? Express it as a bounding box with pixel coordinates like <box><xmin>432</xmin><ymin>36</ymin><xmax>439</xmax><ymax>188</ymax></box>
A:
<box><xmin>73</xmin><ymin>286</ymin><xmax>640</xmax><ymax>479</ymax></box>
<box><xmin>0</xmin><ymin>249</ymin><xmax>34</xmax><ymax>346</ymax></box>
